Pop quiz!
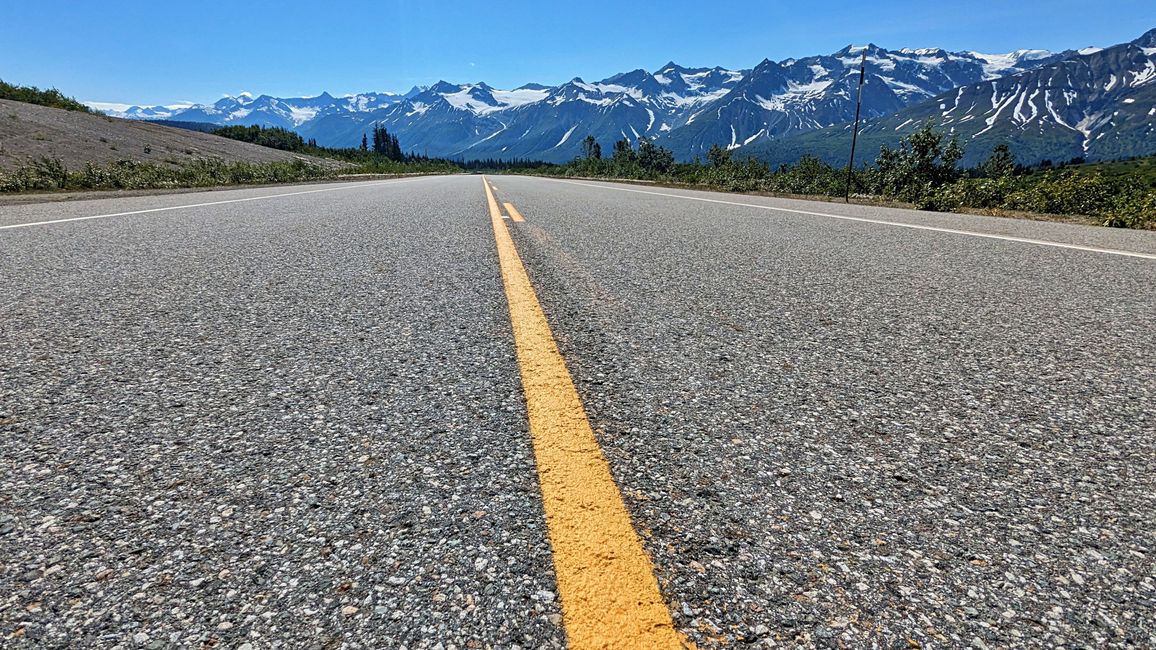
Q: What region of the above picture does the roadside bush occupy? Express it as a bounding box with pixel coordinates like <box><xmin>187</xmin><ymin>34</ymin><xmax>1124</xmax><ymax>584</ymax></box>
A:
<box><xmin>0</xmin><ymin>79</ymin><xmax>94</xmax><ymax>113</ymax></box>
<box><xmin>875</xmin><ymin>119</ymin><xmax>963</xmax><ymax>202</ymax></box>
<box><xmin>703</xmin><ymin>157</ymin><xmax>771</xmax><ymax>192</ymax></box>
<box><xmin>1002</xmin><ymin>171</ymin><xmax>1155</xmax><ymax>227</ymax></box>
<box><xmin>1003</xmin><ymin>171</ymin><xmax>1117</xmax><ymax>217</ymax></box>
<box><xmin>765</xmin><ymin>156</ymin><xmax>845</xmax><ymax>196</ymax></box>
<box><xmin>1109</xmin><ymin>191</ymin><xmax>1156</xmax><ymax>229</ymax></box>
<box><xmin>0</xmin><ymin>157</ymin><xmax>70</xmax><ymax>191</ymax></box>
<box><xmin>509</xmin><ymin>126</ymin><xmax>1155</xmax><ymax>229</ymax></box>
<box><xmin>0</xmin><ymin>157</ymin><xmax>337</xmax><ymax>193</ymax></box>
<box><xmin>915</xmin><ymin>170</ymin><xmax>1155</xmax><ymax>228</ymax></box>
<box><xmin>917</xmin><ymin>175</ymin><xmax>1021</xmax><ymax>211</ymax></box>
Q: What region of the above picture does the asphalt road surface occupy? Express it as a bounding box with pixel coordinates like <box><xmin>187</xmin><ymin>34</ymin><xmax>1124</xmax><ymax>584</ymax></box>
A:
<box><xmin>2</xmin><ymin>175</ymin><xmax>1153</xmax><ymax>649</ymax></box>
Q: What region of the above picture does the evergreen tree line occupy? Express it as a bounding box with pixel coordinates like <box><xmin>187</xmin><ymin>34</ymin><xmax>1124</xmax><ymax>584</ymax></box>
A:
<box><xmin>459</xmin><ymin>157</ymin><xmax>553</xmax><ymax>171</ymax></box>
<box><xmin>211</xmin><ymin>123</ymin><xmax>450</xmax><ymax>170</ymax></box>
<box><xmin>366</xmin><ymin>123</ymin><xmax>403</xmax><ymax>161</ymax></box>
<box><xmin>212</xmin><ymin>125</ymin><xmax>312</xmax><ymax>152</ymax></box>
<box><xmin>579</xmin><ymin>134</ymin><xmax>675</xmax><ymax>174</ymax></box>
<box><xmin>517</xmin><ymin>122</ymin><xmax>1154</xmax><ymax>228</ymax></box>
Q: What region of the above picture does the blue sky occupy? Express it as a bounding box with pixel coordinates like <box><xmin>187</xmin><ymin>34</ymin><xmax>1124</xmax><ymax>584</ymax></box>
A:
<box><xmin>2</xmin><ymin>0</ymin><xmax>1154</xmax><ymax>105</ymax></box>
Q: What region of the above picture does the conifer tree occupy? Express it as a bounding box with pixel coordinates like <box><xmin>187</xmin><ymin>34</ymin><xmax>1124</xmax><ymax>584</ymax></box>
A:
<box><xmin>637</xmin><ymin>137</ymin><xmax>674</xmax><ymax>173</ymax></box>
<box><xmin>979</xmin><ymin>143</ymin><xmax>1015</xmax><ymax>178</ymax></box>
<box><xmin>372</xmin><ymin>124</ymin><xmax>387</xmax><ymax>154</ymax></box>
<box><xmin>612</xmin><ymin>138</ymin><xmax>636</xmax><ymax>164</ymax></box>
<box><xmin>707</xmin><ymin>144</ymin><xmax>732</xmax><ymax>168</ymax></box>
<box><xmin>582</xmin><ymin>135</ymin><xmax>602</xmax><ymax>160</ymax></box>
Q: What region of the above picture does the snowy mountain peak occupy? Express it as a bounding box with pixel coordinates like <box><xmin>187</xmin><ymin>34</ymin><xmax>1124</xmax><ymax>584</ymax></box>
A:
<box><xmin>93</xmin><ymin>29</ymin><xmax>1156</xmax><ymax>165</ymax></box>
<box><xmin>899</xmin><ymin>47</ymin><xmax>947</xmax><ymax>56</ymax></box>
<box><xmin>426</xmin><ymin>81</ymin><xmax>461</xmax><ymax>95</ymax></box>
<box><xmin>835</xmin><ymin>44</ymin><xmax>887</xmax><ymax>59</ymax></box>
<box><xmin>967</xmin><ymin>49</ymin><xmax>1060</xmax><ymax>79</ymax></box>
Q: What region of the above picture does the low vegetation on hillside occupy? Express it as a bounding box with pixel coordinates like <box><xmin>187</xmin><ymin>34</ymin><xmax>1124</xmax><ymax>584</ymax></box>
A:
<box><xmin>0</xmin><ymin>79</ymin><xmax>94</xmax><ymax>113</ymax></box>
<box><xmin>518</xmin><ymin>124</ymin><xmax>1156</xmax><ymax>229</ymax></box>
<box><xmin>2</xmin><ymin>78</ymin><xmax>1152</xmax><ymax>228</ymax></box>
<box><xmin>209</xmin><ymin>124</ymin><xmax>454</xmax><ymax>174</ymax></box>
<box><xmin>0</xmin><ymin>100</ymin><xmax>457</xmax><ymax>192</ymax></box>
<box><xmin>0</xmin><ymin>157</ymin><xmax>338</xmax><ymax>192</ymax></box>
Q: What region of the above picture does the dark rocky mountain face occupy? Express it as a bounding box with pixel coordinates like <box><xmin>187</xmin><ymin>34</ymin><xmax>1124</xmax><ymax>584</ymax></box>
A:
<box><xmin>744</xmin><ymin>28</ymin><xmax>1156</xmax><ymax>168</ymax></box>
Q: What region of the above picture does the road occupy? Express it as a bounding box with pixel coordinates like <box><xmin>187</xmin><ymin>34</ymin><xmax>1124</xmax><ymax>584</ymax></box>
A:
<box><xmin>1</xmin><ymin>175</ymin><xmax>1153</xmax><ymax>649</ymax></box>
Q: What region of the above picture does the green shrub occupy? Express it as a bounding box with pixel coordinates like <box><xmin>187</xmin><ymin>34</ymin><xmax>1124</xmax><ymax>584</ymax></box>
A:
<box><xmin>915</xmin><ymin>170</ymin><xmax>1155</xmax><ymax>228</ymax></box>
<box><xmin>765</xmin><ymin>156</ymin><xmax>846</xmax><ymax>196</ymax></box>
<box><xmin>917</xmin><ymin>176</ymin><xmax>1021</xmax><ymax>211</ymax></box>
<box><xmin>0</xmin><ymin>157</ymin><xmax>338</xmax><ymax>193</ymax></box>
<box><xmin>0</xmin><ymin>79</ymin><xmax>94</xmax><ymax>113</ymax></box>
<box><xmin>998</xmin><ymin>171</ymin><xmax>1153</xmax><ymax>227</ymax></box>
<box><xmin>875</xmin><ymin>119</ymin><xmax>963</xmax><ymax>202</ymax></box>
<box><xmin>508</xmin><ymin>129</ymin><xmax>1156</xmax><ymax>229</ymax></box>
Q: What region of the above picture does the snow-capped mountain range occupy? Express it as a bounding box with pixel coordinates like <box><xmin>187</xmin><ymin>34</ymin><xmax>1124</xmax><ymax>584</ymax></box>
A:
<box><xmin>743</xmin><ymin>28</ymin><xmax>1156</xmax><ymax>167</ymax></box>
<box><xmin>91</xmin><ymin>30</ymin><xmax>1156</xmax><ymax>165</ymax></box>
<box><xmin>100</xmin><ymin>90</ymin><xmax>410</xmax><ymax>127</ymax></box>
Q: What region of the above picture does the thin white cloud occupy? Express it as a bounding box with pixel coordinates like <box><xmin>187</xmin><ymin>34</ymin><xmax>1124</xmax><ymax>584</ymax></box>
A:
<box><xmin>84</xmin><ymin>101</ymin><xmax>133</xmax><ymax>112</ymax></box>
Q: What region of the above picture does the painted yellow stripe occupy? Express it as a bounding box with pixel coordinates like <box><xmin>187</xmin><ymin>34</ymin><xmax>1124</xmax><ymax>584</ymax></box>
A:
<box><xmin>504</xmin><ymin>202</ymin><xmax>526</xmax><ymax>223</ymax></box>
<box><xmin>484</xmin><ymin>176</ymin><xmax>506</xmax><ymax>219</ymax></box>
<box><xmin>484</xmin><ymin>177</ymin><xmax>683</xmax><ymax>650</ymax></box>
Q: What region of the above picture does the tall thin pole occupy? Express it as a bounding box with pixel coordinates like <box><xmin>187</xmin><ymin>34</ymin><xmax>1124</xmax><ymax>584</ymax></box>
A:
<box><xmin>845</xmin><ymin>48</ymin><xmax>868</xmax><ymax>203</ymax></box>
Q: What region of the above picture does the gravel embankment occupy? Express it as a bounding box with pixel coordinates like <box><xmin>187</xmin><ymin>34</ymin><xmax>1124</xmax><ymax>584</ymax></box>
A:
<box><xmin>0</xmin><ymin>99</ymin><xmax>341</xmax><ymax>171</ymax></box>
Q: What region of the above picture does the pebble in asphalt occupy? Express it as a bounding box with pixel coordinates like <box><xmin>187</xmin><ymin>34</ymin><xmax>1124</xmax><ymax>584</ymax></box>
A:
<box><xmin>0</xmin><ymin>179</ymin><xmax>565</xmax><ymax>648</ymax></box>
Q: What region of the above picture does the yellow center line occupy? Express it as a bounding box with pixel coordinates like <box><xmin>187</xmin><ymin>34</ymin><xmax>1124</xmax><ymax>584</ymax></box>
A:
<box><xmin>504</xmin><ymin>202</ymin><xmax>526</xmax><ymax>223</ymax></box>
<box><xmin>484</xmin><ymin>176</ymin><xmax>507</xmax><ymax>219</ymax></box>
<box><xmin>482</xmin><ymin>176</ymin><xmax>684</xmax><ymax>650</ymax></box>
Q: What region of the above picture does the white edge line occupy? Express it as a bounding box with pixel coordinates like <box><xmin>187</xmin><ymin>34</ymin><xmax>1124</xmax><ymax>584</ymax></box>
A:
<box><xmin>0</xmin><ymin>177</ymin><xmax>437</xmax><ymax>231</ymax></box>
<box><xmin>542</xmin><ymin>178</ymin><xmax>1156</xmax><ymax>261</ymax></box>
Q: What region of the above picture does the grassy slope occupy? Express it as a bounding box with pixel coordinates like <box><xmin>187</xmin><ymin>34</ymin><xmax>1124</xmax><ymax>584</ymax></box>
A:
<box><xmin>1047</xmin><ymin>155</ymin><xmax>1156</xmax><ymax>185</ymax></box>
<box><xmin>0</xmin><ymin>99</ymin><xmax>342</xmax><ymax>171</ymax></box>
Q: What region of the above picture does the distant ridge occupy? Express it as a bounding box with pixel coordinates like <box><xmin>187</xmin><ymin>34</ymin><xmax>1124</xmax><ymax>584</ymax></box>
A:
<box><xmin>91</xmin><ymin>28</ymin><xmax>1156</xmax><ymax>165</ymax></box>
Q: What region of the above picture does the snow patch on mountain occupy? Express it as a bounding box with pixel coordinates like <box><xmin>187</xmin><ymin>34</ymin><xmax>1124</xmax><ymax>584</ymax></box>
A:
<box><xmin>969</xmin><ymin>49</ymin><xmax>1056</xmax><ymax>79</ymax></box>
<box><xmin>554</xmin><ymin>124</ymin><xmax>578</xmax><ymax>148</ymax></box>
<box><xmin>288</xmin><ymin>106</ymin><xmax>320</xmax><ymax>125</ymax></box>
<box><xmin>491</xmin><ymin>88</ymin><xmax>550</xmax><ymax>107</ymax></box>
